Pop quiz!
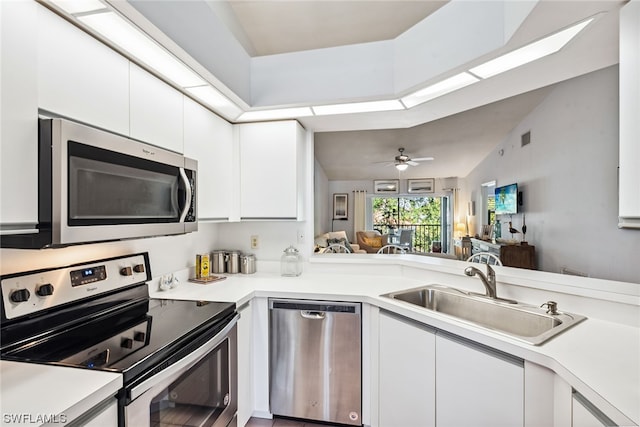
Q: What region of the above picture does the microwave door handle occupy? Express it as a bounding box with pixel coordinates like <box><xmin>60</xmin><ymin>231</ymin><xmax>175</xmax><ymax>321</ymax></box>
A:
<box><xmin>178</xmin><ymin>167</ymin><xmax>192</xmax><ymax>223</ymax></box>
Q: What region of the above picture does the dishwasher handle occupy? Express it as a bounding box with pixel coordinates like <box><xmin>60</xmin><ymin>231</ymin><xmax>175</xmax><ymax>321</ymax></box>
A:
<box><xmin>300</xmin><ymin>310</ymin><xmax>326</xmax><ymax>320</ymax></box>
<box><xmin>269</xmin><ymin>299</ymin><xmax>361</xmax><ymax>315</ymax></box>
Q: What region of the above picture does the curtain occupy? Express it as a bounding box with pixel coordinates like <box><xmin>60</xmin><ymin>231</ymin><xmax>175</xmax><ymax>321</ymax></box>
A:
<box><xmin>353</xmin><ymin>190</ymin><xmax>367</xmax><ymax>236</ymax></box>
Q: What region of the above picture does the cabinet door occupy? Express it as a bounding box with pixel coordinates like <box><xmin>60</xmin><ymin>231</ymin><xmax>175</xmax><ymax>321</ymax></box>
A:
<box><xmin>379</xmin><ymin>312</ymin><xmax>436</xmax><ymax>427</ymax></box>
<box><xmin>130</xmin><ymin>63</ymin><xmax>184</xmax><ymax>153</ymax></box>
<box><xmin>572</xmin><ymin>392</ymin><xmax>616</xmax><ymax>427</ymax></box>
<box><xmin>1</xmin><ymin>1</ymin><xmax>38</xmax><ymax>230</ymax></box>
<box><xmin>436</xmin><ymin>332</ymin><xmax>524</xmax><ymax>427</ymax></box>
<box><xmin>236</xmin><ymin>302</ymin><xmax>253</xmax><ymax>427</ymax></box>
<box><xmin>37</xmin><ymin>6</ymin><xmax>129</xmax><ymax>136</ymax></box>
<box><xmin>619</xmin><ymin>0</ymin><xmax>640</xmax><ymax>229</ymax></box>
<box><xmin>239</xmin><ymin>121</ymin><xmax>303</xmax><ymax>219</ymax></box>
<box><xmin>183</xmin><ymin>97</ymin><xmax>233</xmax><ymax>220</ymax></box>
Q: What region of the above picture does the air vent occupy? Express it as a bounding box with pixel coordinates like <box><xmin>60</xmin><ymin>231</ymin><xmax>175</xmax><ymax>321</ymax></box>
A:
<box><xmin>521</xmin><ymin>131</ymin><xmax>531</xmax><ymax>147</ymax></box>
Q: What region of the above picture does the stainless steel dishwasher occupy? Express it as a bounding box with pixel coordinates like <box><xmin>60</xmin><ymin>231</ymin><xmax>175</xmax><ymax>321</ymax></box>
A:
<box><xmin>269</xmin><ymin>299</ymin><xmax>362</xmax><ymax>426</ymax></box>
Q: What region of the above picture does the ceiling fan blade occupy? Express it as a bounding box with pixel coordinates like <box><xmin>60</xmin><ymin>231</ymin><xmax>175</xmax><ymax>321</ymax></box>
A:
<box><xmin>411</xmin><ymin>157</ymin><xmax>435</xmax><ymax>162</ymax></box>
<box><xmin>372</xmin><ymin>161</ymin><xmax>394</xmax><ymax>166</ymax></box>
<box><xmin>407</xmin><ymin>160</ymin><xmax>419</xmax><ymax>166</ymax></box>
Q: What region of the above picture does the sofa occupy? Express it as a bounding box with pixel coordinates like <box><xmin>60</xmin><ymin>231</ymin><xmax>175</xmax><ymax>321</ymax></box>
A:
<box><xmin>356</xmin><ymin>230</ymin><xmax>388</xmax><ymax>253</ymax></box>
<box><xmin>314</xmin><ymin>230</ymin><xmax>366</xmax><ymax>254</ymax></box>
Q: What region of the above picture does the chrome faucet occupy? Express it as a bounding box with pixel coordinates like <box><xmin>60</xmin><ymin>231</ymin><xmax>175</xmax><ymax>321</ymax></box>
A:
<box><xmin>464</xmin><ymin>264</ymin><xmax>497</xmax><ymax>299</ymax></box>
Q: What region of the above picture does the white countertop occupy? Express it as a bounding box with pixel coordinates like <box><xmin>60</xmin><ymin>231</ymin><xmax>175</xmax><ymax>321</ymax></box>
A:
<box><xmin>1</xmin><ymin>256</ymin><xmax>637</xmax><ymax>426</ymax></box>
<box><xmin>0</xmin><ymin>361</ymin><xmax>122</xmax><ymax>426</ymax></box>
<box><xmin>150</xmin><ymin>258</ymin><xmax>640</xmax><ymax>427</ymax></box>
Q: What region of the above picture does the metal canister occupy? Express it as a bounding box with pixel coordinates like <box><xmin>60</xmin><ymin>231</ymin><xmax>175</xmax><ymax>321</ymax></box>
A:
<box><xmin>212</xmin><ymin>250</ymin><xmax>226</xmax><ymax>274</ymax></box>
<box><xmin>225</xmin><ymin>250</ymin><xmax>241</xmax><ymax>274</ymax></box>
<box><xmin>240</xmin><ymin>254</ymin><xmax>256</xmax><ymax>274</ymax></box>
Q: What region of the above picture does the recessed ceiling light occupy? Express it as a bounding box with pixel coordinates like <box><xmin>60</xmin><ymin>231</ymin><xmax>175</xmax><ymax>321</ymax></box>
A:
<box><xmin>401</xmin><ymin>72</ymin><xmax>480</xmax><ymax>108</ymax></box>
<box><xmin>469</xmin><ymin>18</ymin><xmax>594</xmax><ymax>79</ymax></box>
<box><xmin>79</xmin><ymin>11</ymin><xmax>205</xmax><ymax>88</ymax></box>
<box><xmin>186</xmin><ymin>86</ymin><xmax>244</xmax><ymax>121</ymax></box>
<box><xmin>237</xmin><ymin>107</ymin><xmax>314</xmax><ymax>122</ymax></box>
<box><xmin>312</xmin><ymin>100</ymin><xmax>405</xmax><ymax>116</ymax></box>
<box><xmin>48</xmin><ymin>0</ymin><xmax>106</xmax><ymax>15</ymax></box>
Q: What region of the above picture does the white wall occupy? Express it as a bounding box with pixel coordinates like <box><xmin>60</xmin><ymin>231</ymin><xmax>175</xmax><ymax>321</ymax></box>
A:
<box><xmin>0</xmin><ymin>224</ymin><xmax>218</xmax><ymax>279</ymax></box>
<box><xmin>461</xmin><ymin>65</ymin><xmax>640</xmax><ymax>284</ymax></box>
<box><xmin>314</xmin><ymin>159</ymin><xmax>330</xmax><ymax>237</ymax></box>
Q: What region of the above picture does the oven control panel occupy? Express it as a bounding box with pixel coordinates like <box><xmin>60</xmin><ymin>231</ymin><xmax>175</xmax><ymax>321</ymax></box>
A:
<box><xmin>1</xmin><ymin>253</ymin><xmax>150</xmax><ymax>320</ymax></box>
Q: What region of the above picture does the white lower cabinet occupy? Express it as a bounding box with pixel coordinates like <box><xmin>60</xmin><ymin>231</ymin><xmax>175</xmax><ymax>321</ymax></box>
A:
<box><xmin>435</xmin><ymin>332</ymin><xmax>524</xmax><ymax>427</ymax></box>
<box><xmin>237</xmin><ymin>301</ymin><xmax>253</xmax><ymax>427</ymax></box>
<box><xmin>572</xmin><ymin>391</ymin><xmax>617</xmax><ymax>427</ymax></box>
<box><xmin>70</xmin><ymin>398</ymin><xmax>118</xmax><ymax>427</ymax></box>
<box><xmin>378</xmin><ymin>312</ymin><xmax>435</xmax><ymax>427</ymax></box>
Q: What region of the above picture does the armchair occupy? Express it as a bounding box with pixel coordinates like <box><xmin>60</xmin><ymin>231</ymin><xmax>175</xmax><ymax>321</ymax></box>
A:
<box><xmin>356</xmin><ymin>230</ymin><xmax>388</xmax><ymax>253</ymax></box>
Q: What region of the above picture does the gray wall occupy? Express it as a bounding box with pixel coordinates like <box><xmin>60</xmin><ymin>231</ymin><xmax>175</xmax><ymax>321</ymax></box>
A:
<box><xmin>461</xmin><ymin>65</ymin><xmax>639</xmax><ymax>284</ymax></box>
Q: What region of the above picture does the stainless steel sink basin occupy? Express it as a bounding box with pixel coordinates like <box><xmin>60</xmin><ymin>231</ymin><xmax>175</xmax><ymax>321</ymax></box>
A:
<box><xmin>382</xmin><ymin>285</ymin><xmax>586</xmax><ymax>345</ymax></box>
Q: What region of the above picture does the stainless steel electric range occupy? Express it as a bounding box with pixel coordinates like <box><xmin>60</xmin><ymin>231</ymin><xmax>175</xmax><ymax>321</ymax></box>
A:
<box><xmin>1</xmin><ymin>252</ymin><xmax>238</xmax><ymax>427</ymax></box>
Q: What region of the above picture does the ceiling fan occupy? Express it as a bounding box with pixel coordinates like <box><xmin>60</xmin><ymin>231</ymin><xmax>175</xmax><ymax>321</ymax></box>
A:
<box><xmin>375</xmin><ymin>147</ymin><xmax>434</xmax><ymax>171</ymax></box>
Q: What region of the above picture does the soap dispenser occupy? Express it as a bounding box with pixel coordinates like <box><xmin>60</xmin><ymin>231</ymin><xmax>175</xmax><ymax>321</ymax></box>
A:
<box><xmin>281</xmin><ymin>246</ymin><xmax>302</xmax><ymax>277</ymax></box>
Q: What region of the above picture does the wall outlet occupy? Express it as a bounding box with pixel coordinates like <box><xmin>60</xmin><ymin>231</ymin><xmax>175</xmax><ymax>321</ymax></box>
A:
<box><xmin>250</xmin><ymin>235</ymin><xmax>259</xmax><ymax>249</ymax></box>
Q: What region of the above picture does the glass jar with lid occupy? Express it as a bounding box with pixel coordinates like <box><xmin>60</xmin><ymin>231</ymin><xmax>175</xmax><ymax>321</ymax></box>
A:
<box><xmin>281</xmin><ymin>246</ymin><xmax>302</xmax><ymax>277</ymax></box>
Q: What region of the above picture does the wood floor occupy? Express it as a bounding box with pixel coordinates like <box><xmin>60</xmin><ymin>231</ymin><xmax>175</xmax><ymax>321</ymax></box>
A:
<box><xmin>245</xmin><ymin>416</ymin><xmax>334</xmax><ymax>427</ymax></box>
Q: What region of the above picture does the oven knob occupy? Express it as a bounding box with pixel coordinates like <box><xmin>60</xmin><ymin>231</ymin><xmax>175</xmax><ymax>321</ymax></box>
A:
<box><xmin>121</xmin><ymin>338</ymin><xmax>134</xmax><ymax>349</ymax></box>
<box><xmin>120</xmin><ymin>267</ymin><xmax>133</xmax><ymax>277</ymax></box>
<box><xmin>134</xmin><ymin>332</ymin><xmax>146</xmax><ymax>342</ymax></box>
<box><xmin>36</xmin><ymin>284</ymin><xmax>54</xmax><ymax>297</ymax></box>
<box><xmin>10</xmin><ymin>289</ymin><xmax>31</xmax><ymax>303</ymax></box>
<box><xmin>133</xmin><ymin>264</ymin><xmax>145</xmax><ymax>273</ymax></box>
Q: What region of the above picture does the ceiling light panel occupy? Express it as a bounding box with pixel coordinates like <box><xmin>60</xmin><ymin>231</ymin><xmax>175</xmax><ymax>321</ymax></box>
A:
<box><xmin>48</xmin><ymin>0</ymin><xmax>106</xmax><ymax>15</ymax></box>
<box><xmin>186</xmin><ymin>86</ymin><xmax>244</xmax><ymax>121</ymax></box>
<box><xmin>401</xmin><ymin>72</ymin><xmax>479</xmax><ymax>108</ymax></box>
<box><xmin>79</xmin><ymin>12</ymin><xmax>205</xmax><ymax>88</ymax></box>
<box><xmin>237</xmin><ymin>107</ymin><xmax>314</xmax><ymax>122</ymax></box>
<box><xmin>312</xmin><ymin>100</ymin><xmax>405</xmax><ymax>116</ymax></box>
<box><xmin>469</xmin><ymin>18</ymin><xmax>594</xmax><ymax>79</ymax></box>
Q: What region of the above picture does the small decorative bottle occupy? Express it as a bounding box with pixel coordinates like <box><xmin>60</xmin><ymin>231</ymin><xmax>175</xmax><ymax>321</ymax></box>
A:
<box><xmin>493</xmin><ymin>219</ymin><xmax>502</xmax><ymax>242</ymax></box>
<box><xmin>281</xmin><ymin>246</ymin><xmax>302</xmax><ymax>277</ymax></box>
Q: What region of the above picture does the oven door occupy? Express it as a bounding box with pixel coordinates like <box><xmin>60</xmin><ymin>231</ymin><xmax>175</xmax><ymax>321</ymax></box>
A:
<box><xmin>49</xmin><ymin>118</ymin><xmax>197</xmax><ymax>246</ymax></box>
<box><xmin>125</xmin><ymin>317</ymin><xmax>237</xmax><ymax>427</ymax></box>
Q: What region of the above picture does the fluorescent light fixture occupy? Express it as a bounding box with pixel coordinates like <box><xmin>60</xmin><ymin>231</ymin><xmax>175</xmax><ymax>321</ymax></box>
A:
<box><xmin>48</xmin><ymin>0</ymin><xmax>106</xmax><ymax>15</ymax></box>
<box><xmin>186</xmin><ymin>86</ymin><xmax>243</xmax><ymax>120</ymax></box>
<box><xmin>401</xmin><ymin>72</ymin><xmax>479</xmax><ymax>108</ymax></box>
<box><xmin>79</xmin><ymin>12</ymin><xmax>205</xmax><ymax>88</ymax></box>
<box><xmin>237</xmin><ymin>107</ymin><xmax>314</xmax><ymax>122</ymax></box>
<box><xmin>312</xmin><ymin>100</ymin><xmax>405</xmax><ymax>116</ymax></box>
<box><xmin>395</xmin><ymin>163</ymin><xmax>409</xmax><ymax>172</ymax></box>
<box><xmin>469</xmin><ymin>18</ymin><xmax>594</xmax><ymax>79</ymax></box>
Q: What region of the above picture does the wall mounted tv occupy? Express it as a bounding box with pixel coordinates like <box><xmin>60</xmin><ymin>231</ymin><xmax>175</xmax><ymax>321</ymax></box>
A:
<box><xmin>494</xmin><ymin>183</ymin><xmax>518</xmax><ymax>215</ymax></box>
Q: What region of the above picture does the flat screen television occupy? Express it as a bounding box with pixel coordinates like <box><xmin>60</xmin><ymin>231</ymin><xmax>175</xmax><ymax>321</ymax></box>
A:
<box><xmin>494</xmin><ymin>183</ymin><xmax>518</xmax><ymax>215</ymax></box>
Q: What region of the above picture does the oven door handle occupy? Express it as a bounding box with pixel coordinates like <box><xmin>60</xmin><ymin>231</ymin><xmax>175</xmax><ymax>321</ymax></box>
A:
<box><xmin>129</xmin><ymin>313</ymin><xmax>238</xmax><ymax>401</ymax></box>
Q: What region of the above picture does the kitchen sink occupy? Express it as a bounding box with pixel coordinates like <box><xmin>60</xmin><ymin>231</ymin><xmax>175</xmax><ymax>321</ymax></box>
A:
<box><xmin>382</xmin><ymin>285</ymin><xmax>586</xmax><ymax>345</ymax></box>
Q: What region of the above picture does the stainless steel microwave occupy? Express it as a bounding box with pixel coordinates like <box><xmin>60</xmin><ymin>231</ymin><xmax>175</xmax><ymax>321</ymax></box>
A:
<box><xmin>1</xmin><ymin>118</ymin><xmax>197</xmax><ymax>249</ymax></box>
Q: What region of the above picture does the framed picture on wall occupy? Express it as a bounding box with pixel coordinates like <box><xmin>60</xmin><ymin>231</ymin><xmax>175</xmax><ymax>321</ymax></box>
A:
<box><xmin>333</xmin><ymin>193</ymin><xmax>348</xmax><ymax>219</ymax></box>
<box><xmin>407</xmin><ymin>178</ymin><xmax>435</xmax><ymax>194</ymax></box>
<box><xmin>374</xmin><ymin>180</ymin><xmax>399</xmax><ymax>194</ymax></box>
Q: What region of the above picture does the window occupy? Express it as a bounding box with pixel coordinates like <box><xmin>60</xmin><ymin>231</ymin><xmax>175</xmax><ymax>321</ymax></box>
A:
<box><xmin>372</xmin><ymin>196</ymin><xmax>448</xmax><ymax>252</ymax></box>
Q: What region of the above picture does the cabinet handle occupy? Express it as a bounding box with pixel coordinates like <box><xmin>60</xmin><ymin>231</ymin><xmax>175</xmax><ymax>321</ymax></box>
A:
<box><xmin>301</xmin><ymin>310</ymin><xmax>326</xmax><ymax>320</ymax></box>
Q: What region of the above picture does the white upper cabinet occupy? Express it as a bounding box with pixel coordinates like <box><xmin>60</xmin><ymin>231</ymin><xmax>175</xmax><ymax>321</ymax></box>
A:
<box><xmin>183</xmin><ymin>97</ymin><xmax>233</xmax><ymax>220</ymax></box>
<box><xmin>1</xmin><ymin>1</ymin><xmax>38</xmax><ymax>230</ymax></box>
<box><xmin>238</xmin><ymin>121</ymin><xmax>305</xmax><ymax>220</ymax></box>
<box><xmin>130</xmin><ymin>64</ymin><xmax>184</xmax><ymax>153</ymax></box>
<box><xmin>37</xmin><ymin>6</ymin><xmax>129</xmax><ymax>136</ymax></box>
<box><xmin>619</xmin><ymin>0</ymin><xmax>640</xmax><ymax>229</ymax></box>
<box><xmin>435</xmin><ymin>333</ymin><xmax>524</xmax><ymax>427</ymax></box>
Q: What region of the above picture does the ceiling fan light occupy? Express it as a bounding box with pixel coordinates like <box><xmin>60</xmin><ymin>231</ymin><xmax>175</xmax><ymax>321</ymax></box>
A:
<box><xmin>395</xmin><ymin>163</ymin><xmax>409</xmax><ymax>171</ymax></box>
